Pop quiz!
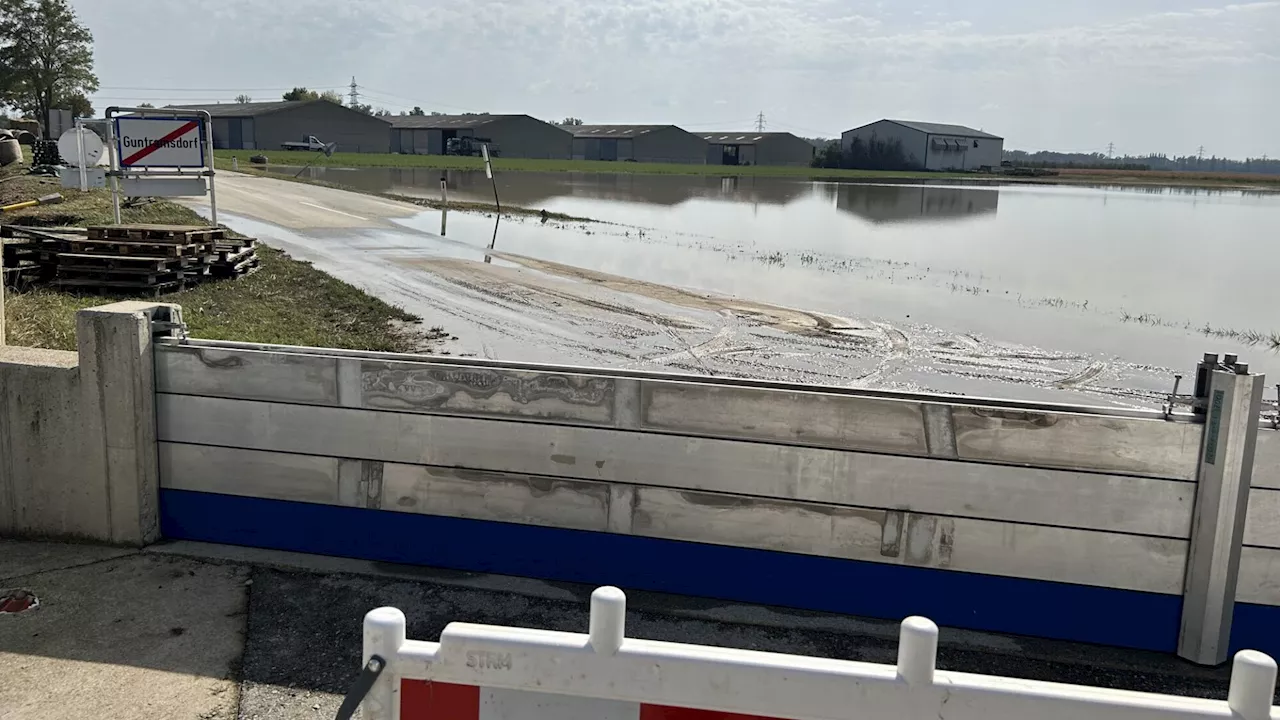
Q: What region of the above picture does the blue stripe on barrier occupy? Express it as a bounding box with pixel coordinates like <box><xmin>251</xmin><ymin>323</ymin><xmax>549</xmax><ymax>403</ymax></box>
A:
<box><xmin>160</xmin><ymin>489</ymin><xmax>1184</xmax><ymax>652</ymax></box>
<box><xmin>1231</xmin><ymin>602</ymin><xmax>1280</xmax><ymax>656</ymax></box>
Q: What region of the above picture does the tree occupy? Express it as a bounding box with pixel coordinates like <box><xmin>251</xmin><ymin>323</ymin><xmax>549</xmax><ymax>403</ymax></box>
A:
<box><xmin>282</xmin><ymin>87</ymin><xmax>344</xmax><ymax>104</ymax></box>
<box><xmin>235</xmin><ymin>93</ymin><xmax>252</xmax><ymax>104</ymax></box>
<box><xmin>409</xmin><ymin>106</ymin><xmax>426</xmax><ymax>116</ymax></box>
<box><xmin>136</xmin><ymin>102</ymin><xmax>154</xmax><ymax>108</ymax></box>
<box><xmin>58</xmin><ymin>90</ymin><xmax>90</xmax><ymax>115</ymax></box>
<box><xmin>373</xmin><ymin>107</ymin><xmax>392</xmax><ymax>117</ymax></box>
<box><xmin>560</xmin><ymin>117</ymin><xmax>583</xmax><ymax>126</ymax></box>
<box><xmin>0</xmin><ymin>0</ymin><xmax>99</xmax><ymax>137</ymax></box>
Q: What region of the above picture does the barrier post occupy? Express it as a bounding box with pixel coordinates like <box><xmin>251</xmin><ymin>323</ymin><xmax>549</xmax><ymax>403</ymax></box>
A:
<box><xmin>896</xmin><ymin>616</ymin><xmax>938</xmax><ymax>686</ymax></box>
<box><xmin>589</xmin><ymin>586</ymin><xmax>626</xmax><ymax>655</ymax></box>
<box><xmin>363</xmin><ymin>607</ymin><xmax>406</xmax><ymax>720</ymax></box>
<box><xmin>1229</xmin><ymin>650</ymin><xmax>1278</xmax><ymax>720</ymax></box>
<box><xmin>1179</xmin><ymin>359</ymin><xmax>1266</xmax><ymax>665</ymax></box>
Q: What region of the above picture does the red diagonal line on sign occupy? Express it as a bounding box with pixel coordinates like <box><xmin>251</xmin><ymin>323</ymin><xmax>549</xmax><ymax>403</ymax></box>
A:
<box><xmin>122</xmin><ymin>120</ymin><xmax>199</xmax><ymax>166</ymax></box>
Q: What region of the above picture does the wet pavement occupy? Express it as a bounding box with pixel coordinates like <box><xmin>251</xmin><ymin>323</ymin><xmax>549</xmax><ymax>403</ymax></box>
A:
<box><xmin>185</xmin><ymin>172</ymin><xmax>1280</xmax><ymax>409</ymax></box>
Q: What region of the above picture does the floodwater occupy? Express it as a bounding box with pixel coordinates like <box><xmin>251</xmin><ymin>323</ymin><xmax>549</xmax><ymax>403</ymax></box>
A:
<box><xmin>263</xmin><ymin>166</ymin><xmax>1280</xmax><ymax>408</ymax></box>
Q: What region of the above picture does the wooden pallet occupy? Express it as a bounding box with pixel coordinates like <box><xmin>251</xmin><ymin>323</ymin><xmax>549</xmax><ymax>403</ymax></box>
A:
<box><xmin>52</xmin><ymin>252</ymin><xmax>205</xmax><ymax>272</ymax></box>
<box><xmin>211</xmin><ymin>255</ymin><xmax>260</xmax><ymax>278</ymax></box>
<box><xmin>87</xmin><ymin>224</ymin><xmax>226</xmax><ymax>243</ymax></box>
<box><xmin>62</xmin><ymin>237</ymin><xmax>212</xmax><ymax>258</ymax></box>
<box><xmin>53</xmin><ymin>276</ymin><xmax>191</xmax><ymax>297</ymax></box>
<box><xmin>1</xmin><ymin>225</ymin><xmax>89</xmax><ymax>241</ymax></box>
<box><xmin>215</xmin><ymin>244</ymin><xmax>256</xmax><ymax>265</ymax></box>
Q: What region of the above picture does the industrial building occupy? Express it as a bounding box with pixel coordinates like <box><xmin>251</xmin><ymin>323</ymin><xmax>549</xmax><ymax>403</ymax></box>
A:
<box><xmin>840</xmin><ymin>120</ymin><xmax>1003</xmax><ymax>171</ymax></box>
<box><xmin>572</xmin><ymin>125</ymin><xmax>707</xmax><ymax>164</ymax></box>
<box><xmin>389</xmin><ymin>114</ymin><xmax>571</xmax><ymax>159</ymax></box>
<box><xmin>699</xmin><ymin>132</ymin><xmax>815</xmax><ymax>167</ymax></box>
<box><xmin>166</xmin><ymin>100</ymin><xmax>390</xmax><ymax>153</ymax></box>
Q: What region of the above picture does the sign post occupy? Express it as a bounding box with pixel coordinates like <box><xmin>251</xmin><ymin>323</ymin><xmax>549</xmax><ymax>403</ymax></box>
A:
<box><xmin>105</xmin><ymin>107</ymin><xmax>217</xmax><ymax>225</ymax></box>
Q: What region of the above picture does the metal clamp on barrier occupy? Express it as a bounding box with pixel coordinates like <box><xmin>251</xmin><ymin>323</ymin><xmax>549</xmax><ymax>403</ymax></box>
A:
<box><xmin>359</xmin><ymin>586</ymin><xmax>1279</xmax><ymax>720</ymax></box>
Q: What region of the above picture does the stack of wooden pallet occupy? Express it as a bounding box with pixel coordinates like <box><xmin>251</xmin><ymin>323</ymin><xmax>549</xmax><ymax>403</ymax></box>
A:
<box><xmin>0</xmin><ymin>224</ymin><xmax>259</xmax><ymax>296</ymax></box>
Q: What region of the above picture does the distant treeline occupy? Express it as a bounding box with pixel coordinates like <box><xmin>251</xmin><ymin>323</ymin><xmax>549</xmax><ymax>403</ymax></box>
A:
<box><xmin>811</xmin><ymin>137</ymin><xmax>916</xmax><ymax>171</ymax></box>
<box><xmin>1002</xmin><ymin>150</ymin><xmax>1280</xmax><ymax>175</ymax></box>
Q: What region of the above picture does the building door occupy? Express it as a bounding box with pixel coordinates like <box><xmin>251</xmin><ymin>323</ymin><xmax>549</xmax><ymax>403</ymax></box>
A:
<box><xmin>721</xmin><ymin>145</ymin><xmax>740</xmax><ymax>166</ymax></box>
<box><xmin>227</xmin><ymin>118</ymin><xmax>243</xmax><ymax>149</ymax></box>
<box><xmin>241</xmin><ymin>119</ymin><xmax>255</xmax><ymax>150</ymax></box>
<box><xmin>600</xmin><ymin>139</ymin><xmax>618</xmax><ymax>161</ymax></box>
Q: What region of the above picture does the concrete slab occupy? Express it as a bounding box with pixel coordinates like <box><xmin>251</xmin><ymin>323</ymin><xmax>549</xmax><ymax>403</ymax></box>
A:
<box><xmin>0</xmin><ymin>552</ymin><xmax>248</xmax><ymax>720</ymax></box>
<box><xmin>0</xmin><ymin>540</ymin><xmax>135</xmax><ymax>580</ymax></box>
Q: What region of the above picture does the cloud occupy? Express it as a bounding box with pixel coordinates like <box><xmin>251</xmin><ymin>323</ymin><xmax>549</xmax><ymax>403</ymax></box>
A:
<box><xmin>72</xmin><ymin>0</ymin><xmax>1280</xmax><ymax>157</ymax></box>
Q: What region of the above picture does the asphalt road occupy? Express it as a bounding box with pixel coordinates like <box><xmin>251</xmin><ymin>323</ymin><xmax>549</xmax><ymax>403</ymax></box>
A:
<box><xmin>196</xmin><ymin>171</ymin><xmax>419</xmax><ymax>230</ymax></box>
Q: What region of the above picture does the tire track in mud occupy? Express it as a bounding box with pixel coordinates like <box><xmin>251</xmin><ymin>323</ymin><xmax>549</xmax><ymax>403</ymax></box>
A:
<box><xmin>848</xmin><ymin>322</ymin><xmax>910</xmax><ymax>388</ymax></box>
<box><xmin>394</xmin><ymin>252</ymin><xmax>1172</xmax><ymax>408</ymax></box>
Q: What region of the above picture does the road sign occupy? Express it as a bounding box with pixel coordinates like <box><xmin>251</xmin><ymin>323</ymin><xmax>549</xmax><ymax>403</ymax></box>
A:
<box><xmin>57</xmin><ymin>127</ymin><xmax>105</xmax><ymax>167</ymax></box>
<box><xmin>120</xmin><ymin>176</ymin><xmax>208</xmax><ymax>197</ymax></box>
<box><xmin>60</xmin><ymin>167</ymin><xmax>106</xmax><ymax>189</ymax></box>
<box><xmin>114</xmin><ymin>116</ymin><xmax>205</xmax><ymax>168</ymax></box>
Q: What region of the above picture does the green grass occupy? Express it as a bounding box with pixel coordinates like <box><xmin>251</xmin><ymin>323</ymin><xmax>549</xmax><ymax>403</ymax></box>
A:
<box><xmin>2</xmin><ymin>162</ymin><xmax>429</xmax><ymax>353</ymax></box>
<box><xmin>213</xmin><ymin>149</ymin><xmax>1280</xmax><ymax>189</ymax></box>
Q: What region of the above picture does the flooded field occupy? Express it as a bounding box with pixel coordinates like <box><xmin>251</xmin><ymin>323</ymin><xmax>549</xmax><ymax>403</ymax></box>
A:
<box><xmin>259</xmin><ymin>167</ymin><xmax>1280</xmax><ymax>408</ymax></box>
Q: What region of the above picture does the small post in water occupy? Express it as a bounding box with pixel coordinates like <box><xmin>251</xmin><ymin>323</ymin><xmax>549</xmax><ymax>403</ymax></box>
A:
<box><xmin>439</xmin><ymin>176</ymin><xmax>448</xmax><ymax>236</ymax></box>
<box><xmin>482</xmin><ymin>143</ymin><xmax>500</xmax><ymax>251</ymax></box>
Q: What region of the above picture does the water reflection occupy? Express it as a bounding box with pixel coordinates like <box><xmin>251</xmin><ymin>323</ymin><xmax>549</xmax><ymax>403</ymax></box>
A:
<box><xmin>282</xmin><ymin>167</ymin><xmax>816</xmax><ymax>208</ymax></box>
<box><xmin>829</xmin><ymin>184</ymin><xmax>999</xmax><ymax>224</ymax></box>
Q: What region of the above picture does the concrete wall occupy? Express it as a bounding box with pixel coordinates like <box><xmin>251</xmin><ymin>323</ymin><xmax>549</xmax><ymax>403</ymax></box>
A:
<box><xmin>487</xmin><ymin>116</ymin><xmax>572</xmax><ymax>159</ymax></box>
<box><xmin>841</xmin><ymin>121</ymin><xmax>928</xmax><ymax>169</ymax></box>
<box><xmin>0</xmin><ymin>302</ymin><xmax>172</xmax><ymax>544</ymax></box>
<box><xmin>255</xmin><ymin>101</ymin><xmax>390</xmax><ymax>153</ymax></box>
<box><xmin>633</xmin><ymin>127</ymin><xmax>708</xmax><ymax>164</ymax></box>
<box><xmin>756</xmin><ymin>133</ymin><xmax>816</xmax><ymax>167</ymax></box>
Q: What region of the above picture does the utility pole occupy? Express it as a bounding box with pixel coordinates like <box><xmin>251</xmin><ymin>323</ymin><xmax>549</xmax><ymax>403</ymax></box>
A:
<box><xmin>1197</xmin><ymin>145</ymin><xmax>1205</xmax><ymax>165</ymax></box>
<box><xmin>1106</xmin><ymin>142</ymin><xmax>1114</xmax><ymax>159</ymax></box>
<box><xmin>349</xmin><ymin>76</ymin><xmax>360</xmax><ymax>107</ymax></box>
<box><xmin>755</xmin><ymin>112</ymin><xmax>766</xmax><ymax>132</ymax></box>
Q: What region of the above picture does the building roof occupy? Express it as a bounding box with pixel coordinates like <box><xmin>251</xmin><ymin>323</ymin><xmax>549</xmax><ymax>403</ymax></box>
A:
<box><xmin>572</xmin><ymin>125</ymin><xmax>680</xmax><ymax>139</ymax></box>
<box><xmin>164</xmin><ymin>100</ymin><xmax>308</xmax><ymax>117</ymax></box>
<box><xmin>389</xmin><ymin>113</ymin><xmax>506</xmax><ymax>129</ymax></box>
<box><xmin>878</xmin><ymin>120</ymin><xmax>1002</xmax><ymax>140</ymax></box>
<box><xmin>697</xmin><ymin>132</ymin><xmax>802</xmax><ymax>144</ymax></box>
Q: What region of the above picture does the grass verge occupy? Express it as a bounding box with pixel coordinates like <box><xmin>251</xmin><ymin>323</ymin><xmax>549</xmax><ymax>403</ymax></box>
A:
<box><xmin>213</xmin><ymin>150</ymin><xmax>1280</xmax><ymax>189</ymax></box>
<box><xmin>1</xmin><ymin>162</ymin><xmax>429</xmax><ymax>353</ymax></box>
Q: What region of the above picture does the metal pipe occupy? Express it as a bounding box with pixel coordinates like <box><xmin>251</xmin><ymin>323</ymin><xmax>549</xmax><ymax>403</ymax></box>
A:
<box><xmin>202</xmin><ymin>111</ymin><xmax>218</xmax><ymax>226</ymax></box>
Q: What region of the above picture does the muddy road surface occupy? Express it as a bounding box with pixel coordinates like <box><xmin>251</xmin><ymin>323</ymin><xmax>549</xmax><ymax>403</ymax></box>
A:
<box><xmin>185</xmin><ymin>173</ymin><xmax>1190</xmax><ymax>408</ymax></box>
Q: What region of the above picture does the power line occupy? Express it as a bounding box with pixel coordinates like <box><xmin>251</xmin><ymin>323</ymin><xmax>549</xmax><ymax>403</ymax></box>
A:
<box><xmin>98</xmin><ymin>84</ymin><xmax>343</xmax><ymax>92</ymax></box>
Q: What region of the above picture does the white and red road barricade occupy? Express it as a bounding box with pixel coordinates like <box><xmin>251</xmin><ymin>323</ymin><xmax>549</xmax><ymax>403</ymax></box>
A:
<box><xmin>360</xmin><ymin>587</ymin><xmax>1280</xmax><ymax>720</ymax></box>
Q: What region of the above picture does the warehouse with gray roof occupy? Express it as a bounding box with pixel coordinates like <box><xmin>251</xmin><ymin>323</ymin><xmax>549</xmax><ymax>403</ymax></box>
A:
<box><xmin>572</xmin><ymin>125</ymin><xmax>707</xmax><ymax>164</ymax></box>
<box><xmin>166</xmin><ymin>99</ymin><xmax>390</xmax><ymax>153</ymax></box>
<box><xmin>389</xmin><ymin>114</ymin><xmax>571</xmax><ymax>159</ymax></box>
<box><xmin>699</xmin><ymin>131</ymin><xmax>815</xmax><ymax>167</ymax></box>
<box><xmin>841</xmin><ymin>120</ymin><xmax>1003</xmax><ymax>171</ymax></box>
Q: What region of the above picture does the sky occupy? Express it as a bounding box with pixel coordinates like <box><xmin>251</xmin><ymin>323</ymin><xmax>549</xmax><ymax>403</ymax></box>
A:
<box><xmin>72</xmin><ymin>0</ymin><xmax>1279</xmax><ymax>158</ymax></box>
